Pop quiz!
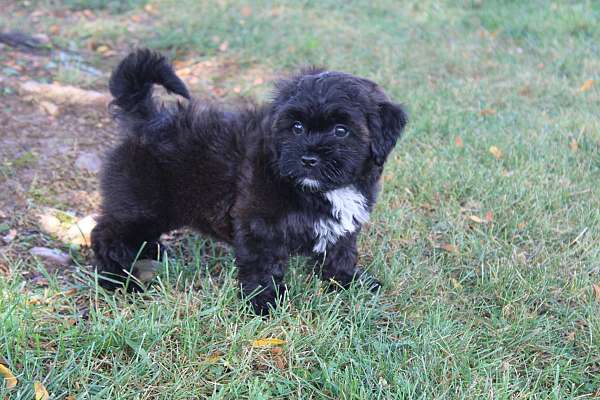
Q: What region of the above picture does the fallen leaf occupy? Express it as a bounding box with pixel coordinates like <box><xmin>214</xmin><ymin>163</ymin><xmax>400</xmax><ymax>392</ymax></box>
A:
<box><xmin>176</xmin><ymin>67</ymin><xmax>192</xmax><ymax>77</ymax></box>
<box><xmin>65</xmin><ymin>214</ymin><xmax>97</xmax><ymax>247</ymax></box>
<box><xmin>33</xmin><ymin>277</ymin><xmax>49</xmax><ymax>287</ymax></box>
<box><xmin>39</xmin><ymin>101</ymin><xmax>59</xmax><ymax>116</ymax></box>
<box><xmin>593</xmin><ymin>284</ymin><xmax>600</xmax><ymax>302</ymax></box>
<box><xmin>450</xmin><ymin>278</ymin><xmax>463</xmax><ymax>290</ymax></box>
<box><xmin>96</xmin><ymin>44</ymin><xmax>110</xmax><ymax>54</ymax></box>
<box><xmin>438</xmin><ymin>243</ymin><xmax>458</xmax><ymax>253</ymax></box>
<box><xmin>34</xmin><ymin>381</ymin><xmax>49</xmax><ymax>400</ymax></box>
<box><xmin>27</xmin><ymin>296</ymin><xmax>44</xmax><ymax>305</ymax></box>
<box><xmin>0</xmin><ymin>364</ymin><xmax>17</xmax><ymax>389</ymax></box>
<box><xmin>468</xmin><ymin>215</ymin><xmax>485</xmax><ymax>224</ymax></box>
<box><xmin>130</xmin><ymin>15</ymin><xmax>143</xmax><ymax>23</ymax></box>
<box><xmin>517</xmin><ymin>222</ymin><xmax>527</xmax><ymax>229</ymax></box>
<box><xmin>479</xmin><ymin>108</ymin><xmax>497</xmax><ymax>116</ymax></box>
<box><xmin>579</xmin><ymin>79</ymin><xmax>594</xmax><ymax>92</ymax></box>
<box><xmin>241</xmin><ymin>5</ymin><xmax>252</xmax><ymax>17</ymax></box>
<box><xmin>273</xmin><ymin>354</ymin><xmax>287</xmax><ymax>370</ymax></box>
<box><xmin>62</xmin><ymin>288</ymin><xmax>78</xmax><ymax>297</ymax></box>
<box><xmin>519</xmin><ymin>86</ymin><xmax>532</xmax><ymax>97</ymax></box>
<box><xmin>266</xmin><ymin>4</ymin><xmax>282</xmax><ymax>15</ymax></box>
<box><xmin>173</xmin><ymin>59</ymin><xmax>194</xmax><ymax>69</ymax></box>
<box><xmin>251</xmin><ymin>338</ymin><xmax>286</xmax><ymax>347</ymax></box>
<box><xmin>204</xmin><ymin>351</ymin><xmax>224</xmax><ymax>363</ymax></box>
<box><xmin>144</xmin><ymin>4</ymin><xmax>157</xmax><ymax>14</ymax></box>
<box><xmin>454</xmin><ymin>136</ymin><xmax>464</xmax><ymax>148</ymax></box>
<box><xmin>66</xmin><ymin>396</ymin><xmax>76</xmax><ymax>400</ymax></box>
<box><xmin>489</xmin><ymin>145</ymin><xmax>503</xmax><ymax>160</ymax></box>
<box><xmin>566</xmin><ymin>331</ymin><xmax>575</xmax><ymax>341</ymax></box>
<box><xmin>219</xmin><ymin>41</ymin><xmax>229</xmax><ymax>52</ymax></box>
<box><xmin>484</xmin><ymin>211</ymin><xmax>494</xmax><ymax>223</ymax></box>
<box><xmin>569</xmin><ymin>138</ymin><xmax>578</xmax><ymax>152</ymax></box>
<box><xmin>270</xmin><ymin>347</ymin><xmax>283</xmax><ymax>355</ymax></box>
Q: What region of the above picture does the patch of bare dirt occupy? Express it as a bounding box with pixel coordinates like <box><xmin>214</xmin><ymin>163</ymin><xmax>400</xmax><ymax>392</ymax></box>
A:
<box><xmin>0</xmin><ymin>44</ymin><xmax>116</xmax><ymax>282</ymax></box>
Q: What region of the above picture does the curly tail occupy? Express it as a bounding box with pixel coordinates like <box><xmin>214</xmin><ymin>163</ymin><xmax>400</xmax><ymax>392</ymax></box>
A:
<box><xmin>108</xmin><ymin>49</ymin><xmax>190</xmax><ymax>136</ymax></box>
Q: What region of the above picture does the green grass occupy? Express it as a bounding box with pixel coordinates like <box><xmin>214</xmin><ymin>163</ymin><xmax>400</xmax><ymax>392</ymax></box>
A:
<box><xmin>2</xmin><ymin>0</ymin><xmax>600</xmax><ymax>398</ymax></box>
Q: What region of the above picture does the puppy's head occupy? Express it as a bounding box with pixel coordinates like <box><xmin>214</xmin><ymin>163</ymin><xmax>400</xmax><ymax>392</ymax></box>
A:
<box><xmin>270</xmin><ymin>68</ymin><xmax>407</xmax><ymax>192</ymax></box>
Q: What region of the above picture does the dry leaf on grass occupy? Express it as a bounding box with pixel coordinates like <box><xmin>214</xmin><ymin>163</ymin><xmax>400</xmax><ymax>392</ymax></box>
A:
<box><xmin>204</xmin><ymin>351</ymin><xmax>224</xmax><ymax>363</ymax></box>
<box><xmin>468</xmin><ymin>215</ymin><xmax>485</xmax><ymax>224</ymax></box>
<box><xmin>251</xmin><ymin>338</ymin><xmax>286</xmax><ymax>347</ymax></box>
<box><xmin>579</xmin><ymin>79</ymin><xmax>594</xmax><ymax>92</ymax></box>
<box><xmin>0</xmin><ymin>364</ymin><xmax>17</xmax><ymax>389</ymax></box>
<box><xmin>241</xmin><ymin>5</ymin><xmax>253</xmax><ymax>17</ymax></box>
<box><xmin>569</xmin><ymin>138</ymin><xmax>578</xmax><ymax>152</ymax></box>
<box><xmin>95</xmin><ymin>45</ymin><xmax>110</xmax><ymax>54</ymax></box>
<box><xmin>489</xmin><ymin>145</ymin><xmax>503</xmax><ymax>160</ymax></box>
<box><xmin>144</xmin><ymin>4</ymin><xmax>157</xmax><ymax>14</ymax></box>
<box><xmin>273</xmin><ymin>355</ymin><xmax>287</xmax><ymax>370</ymax></box>
<box><xmin>593</xmin><ymin>284</ymin><xmax>600</xmax><ymax>302</ymax></box>
<box><xmin>438</xmin><ymin>243</ymin><xmax>458</xmax><ymax>253</ymax></box>
<box><xmin>450</xmin><ymin>278</ymin><xmax>463</xmax><ymax>290</ymax></box>
<box><xmin>34</xmin><ymin>381</ymin><xmax>49</xmax><ymax>400</ymax></box>
<box><xmin>479</xmin><ymin>108</ymin><xmax>497</xmax><ymax>116</ymax></box>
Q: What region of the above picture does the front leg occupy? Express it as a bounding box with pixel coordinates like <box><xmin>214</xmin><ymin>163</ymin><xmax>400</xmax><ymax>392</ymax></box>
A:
<box><xmin>313</xmin><ymin>233</ymin><xmax>381</xmax><ymax>292</ymax></box>
<box><xmin>235</xmin><ymin>224</ymin><xmax>288</xmax><ymax>315</ymax></box>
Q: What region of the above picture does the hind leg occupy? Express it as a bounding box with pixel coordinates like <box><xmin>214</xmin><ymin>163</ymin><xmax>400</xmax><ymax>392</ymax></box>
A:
<box><xmin>91</xmin><ymin>143</ymin><xmax>172</xmax><ymax>290</ymax></box>
<box><xmin>91</xmin><ymin>215</ymin><xmax>166</xmax><ymax>290</ymax></box>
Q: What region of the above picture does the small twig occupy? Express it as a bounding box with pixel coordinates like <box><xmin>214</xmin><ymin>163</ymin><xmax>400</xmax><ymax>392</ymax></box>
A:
<box><xmin>569</xmin><ymin>227</ymin><xmax>588</xmax><ymax>247</ymax></box>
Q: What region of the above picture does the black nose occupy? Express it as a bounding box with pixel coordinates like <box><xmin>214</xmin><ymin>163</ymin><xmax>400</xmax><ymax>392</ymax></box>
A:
<box><xmin>301</xmin><ymin>155</ymin><xmax>319</xmax><ymax>168</ymax></box>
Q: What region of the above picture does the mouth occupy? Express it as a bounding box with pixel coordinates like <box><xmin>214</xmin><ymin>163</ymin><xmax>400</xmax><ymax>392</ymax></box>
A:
<box><xmin>298</xmin><ymin>177</ymin><xmax>321</xmax><ymax>191</ymax></box>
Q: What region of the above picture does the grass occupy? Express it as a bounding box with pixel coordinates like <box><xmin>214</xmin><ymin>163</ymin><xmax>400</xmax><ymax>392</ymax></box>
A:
<box><xmin>2</xmin><ymin>0</ymin><xmax>600</xmax><ymax>398</ymax></box>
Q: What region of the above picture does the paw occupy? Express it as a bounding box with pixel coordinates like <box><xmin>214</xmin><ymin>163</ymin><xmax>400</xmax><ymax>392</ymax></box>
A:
<box><xmin>250</xmin><ymin>296</ymin><xmax>274</xmax><ymax>316</ymax></box>
<box><xmin>242</xmin><ymin>284</ymin><xmax>285</xmax><ymax>316</ymax></box>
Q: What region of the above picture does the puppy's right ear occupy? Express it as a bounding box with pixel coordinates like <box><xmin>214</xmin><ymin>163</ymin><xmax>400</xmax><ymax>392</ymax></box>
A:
<box><xmin>369</xmin><ymin>101</ymin><xmax>408</xmax><ymax>166</ymax></box>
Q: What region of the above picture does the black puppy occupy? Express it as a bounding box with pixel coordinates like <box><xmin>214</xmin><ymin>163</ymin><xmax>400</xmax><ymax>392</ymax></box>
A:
<box><xmin>91</xmin><ymin>49</ymin><xmax>407</xmax><ymax>314</ymax></box>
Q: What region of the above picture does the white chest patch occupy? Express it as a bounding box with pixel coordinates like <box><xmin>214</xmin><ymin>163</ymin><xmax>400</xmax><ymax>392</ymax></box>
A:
<box><xmin>313</xmin><ymin>186</ymin><xmax>369</xmax><ymax>253</ymax></box>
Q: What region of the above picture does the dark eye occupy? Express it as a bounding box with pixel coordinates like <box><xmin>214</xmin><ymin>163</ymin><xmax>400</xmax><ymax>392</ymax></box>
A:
<box><xmin>292</xmin><ymin>121</ymin><xmax>305</xmax><ymax>135</ymax></box>
<box><xmin>333</xmin><ymin>124</ymin><xmax>349</xmax><ymax>138</ymax></box>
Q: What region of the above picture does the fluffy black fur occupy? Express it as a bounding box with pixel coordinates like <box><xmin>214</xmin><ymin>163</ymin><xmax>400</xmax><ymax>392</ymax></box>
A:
<box><xmin>92</xmin><ymin>49</ymin><xmax>408</xmax><ymax>314</ymax></box>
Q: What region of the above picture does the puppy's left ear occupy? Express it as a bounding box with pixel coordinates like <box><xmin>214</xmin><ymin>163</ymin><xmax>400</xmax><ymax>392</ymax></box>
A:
<box><xmin>369</xmin><ymin>101</ymin><xmax>408</xmax><ymax>166</ymax></box>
